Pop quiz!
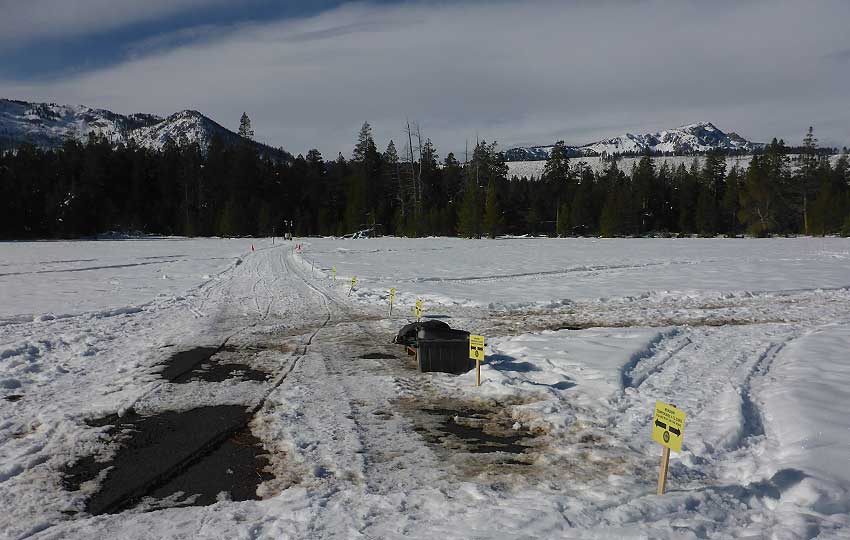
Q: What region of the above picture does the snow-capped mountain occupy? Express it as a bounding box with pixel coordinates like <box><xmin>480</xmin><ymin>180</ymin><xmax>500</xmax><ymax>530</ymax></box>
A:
<box><xmin>506</xmin><ymin>122</ymin><xmax>762</xmax><ymax>160</ymax></box>
<box><xmin>0</xmin><ymin>98</ymin><xmax>268</xmax><ymax>152</ymax></box>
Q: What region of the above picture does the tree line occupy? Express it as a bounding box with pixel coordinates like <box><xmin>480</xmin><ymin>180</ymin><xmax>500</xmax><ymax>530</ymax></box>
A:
<box><xmin>1</xmin><ymin>122</ymin><xmax>848</xmax><ymax>239</ymax></box>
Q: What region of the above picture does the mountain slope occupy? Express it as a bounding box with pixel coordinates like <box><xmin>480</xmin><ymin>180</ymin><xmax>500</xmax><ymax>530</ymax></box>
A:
<box><xmin>0</xmin><ymin>98</ymin><xmax>279</xmax><ymax>155</ymax></box>
<box><xmin>506</xmin><ymin>122</ymin><xmax>762</xmax><ymax>160</ymax></box>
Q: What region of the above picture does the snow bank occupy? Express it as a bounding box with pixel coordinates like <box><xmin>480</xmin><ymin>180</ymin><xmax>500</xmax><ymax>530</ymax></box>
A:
<box><xmin>755</xmin><ymin>325</ymin><xmax>850</xmax><ymax>518</ymax></box>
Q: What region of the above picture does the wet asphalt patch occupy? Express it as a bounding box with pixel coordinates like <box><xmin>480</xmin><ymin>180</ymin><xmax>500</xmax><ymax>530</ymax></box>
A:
<box><xmin>398</xmin><ymin>398</ymin><xmax>543</xmax><ymax>469</ymax></box>
<box><xmin>358</xmin><ymin>352</ymin><xmax>399</xmax><ymax>359</ymax></box>
<box><xmin>172</xmin><ymin>362</ymin><xmax>269</xmax><ymax>384</ymax></box>
<box><xmin>63</xmin><ymin>342</ymin><xmax>288</xmax><ymax>515</ymax></box>
<box><xmin>63</xmin><ymin>406</ymin><xmax>263</xmax><ymax>515</ymax></box>
<box><xmin>421</xmin><ymin>408</ymin><xmax>529</xmax><ymax>455</ymax></box>
<box><xmin>143</xmin><ymin>426</ymin><xmax>273</xmax><ymax>509</ymax></box>
<box><xmin>160</xmin><ymin>345</ymin><xmax>272</xmax><ymax>384</ymax></box>
<box><xmin>158</xmin><ymin>346</ymin><xmax>221</xmax><ymax>382</ymax></box>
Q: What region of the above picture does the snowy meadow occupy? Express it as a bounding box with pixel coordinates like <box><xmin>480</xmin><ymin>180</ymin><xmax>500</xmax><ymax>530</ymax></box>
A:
<box><xmin>1</xmin><ymin>236</ymin><xmax>849</xmax><ymax>539</ymax></box>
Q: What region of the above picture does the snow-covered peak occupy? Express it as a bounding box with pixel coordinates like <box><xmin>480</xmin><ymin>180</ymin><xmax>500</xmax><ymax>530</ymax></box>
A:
<box><xmin>0</xmin><ymin>98</ymin><xmax>259</xmax><ymax>153</ymax></box>
<box><xmin>505</xmin><ymin>121</ymin><xmax>762</xmax><ymax>160</ymax></box>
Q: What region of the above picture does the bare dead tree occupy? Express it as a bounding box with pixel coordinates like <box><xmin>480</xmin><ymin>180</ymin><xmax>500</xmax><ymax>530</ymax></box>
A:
<box><xmin>405</xmin><ymin>120</ymin><xmax>420</xmax><ymax>231</ymax></box>
<box><xmin>415</xmin><ymin>123</ymin><xmax>423</xmax><ymax>215</ymax></box>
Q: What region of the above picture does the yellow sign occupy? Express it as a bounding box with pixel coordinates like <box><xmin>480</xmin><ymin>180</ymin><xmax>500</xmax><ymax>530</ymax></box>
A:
<box><xmin>469</xmin><ymin>334</ymin><xmax>485</xmax><ymax>361</ymax></box>
<box><xmin>390</xmin><ymin>287</ymin><xmax>396</xmax><ymax>301</ymax></box>
<box><xmin>651</xmin><ymin>401</ymin><xmax>686</xmax><ymax>453</ymax></box>
<box><xmin>414</xmin><ymin>298</ymin><xmax>422</xmax><ymax>321</ymax></box>
<box><xmin>351</xmin><ymin>277</ymin><xmax>357</xmax><ymax>287</ymax></box>
<box><xmin>332</xmin><ymin>266</ymin><xmax>337</xmax><ymax>280</ymax></box>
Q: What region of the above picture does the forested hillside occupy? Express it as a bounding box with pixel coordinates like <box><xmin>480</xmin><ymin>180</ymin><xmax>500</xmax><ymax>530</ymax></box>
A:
<box><xmin>1</xmin><ymin>123</ymin><xmax>847</xmax><ymax>239</ymax></box>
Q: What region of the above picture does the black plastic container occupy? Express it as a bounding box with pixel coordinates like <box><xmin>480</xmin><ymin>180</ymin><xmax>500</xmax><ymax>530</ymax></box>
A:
<box><xmin>394</xmin><ymin>320</ymin><xmax>451</xmax><ymax>347</ymax></box>
<box><xmin>416</xmin><ymin>327</ymin><xmax>474</xmax><ymax>374</ymax></box>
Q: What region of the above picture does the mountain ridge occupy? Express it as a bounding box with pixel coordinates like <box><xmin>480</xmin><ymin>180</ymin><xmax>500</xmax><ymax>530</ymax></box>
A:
<box><xmin>505</xmin><ymin>121</ymin><xmax>763</xmax><ymax>161</ymax></box>
<box><xmin>0</xmin><ymin>98</ymin><xmax>282</xmax><ymax>156</ymax></box>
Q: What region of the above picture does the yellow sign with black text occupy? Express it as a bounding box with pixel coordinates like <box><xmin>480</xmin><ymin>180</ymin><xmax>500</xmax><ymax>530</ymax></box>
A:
<box><xmin>651</xmin><ymin>401</ymin><xmax>686</xmax><ymax>453</ymax></box>
<box><xmin>469</xmin><ymin>334</ymin><xmax>485</xmax><ymax>361</ymax></box>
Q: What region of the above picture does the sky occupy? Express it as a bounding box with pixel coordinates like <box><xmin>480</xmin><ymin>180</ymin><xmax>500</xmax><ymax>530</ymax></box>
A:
<box><xmin>1</xmin><ymin>0</ymin><xmax>849</xmax><ymax>157</ymax></box>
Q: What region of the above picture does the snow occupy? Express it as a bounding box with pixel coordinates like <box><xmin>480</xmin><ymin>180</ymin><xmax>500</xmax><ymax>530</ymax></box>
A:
<box><xmin>0</xmin><ymin>237</ymin><xmax>251</xmax><ymax>320</ymax></box>
<box><xmin>2</xmin><ymin>237</ymin><xmax>849</xmax><ymax>539</ymax></box>
<box><xmin>507</xmin><ymin>154</ymin><xmax>846</xmax><ymax>179</ymax></box>
<box><xmin>304</xmin><ymin>237</ymin><xmax>850</xmax><ymax>309</ymax></box>
<box><xmin>0</xmin><ymin>99</ymin><xmax>236</xmax><ymax>152</ymax></box>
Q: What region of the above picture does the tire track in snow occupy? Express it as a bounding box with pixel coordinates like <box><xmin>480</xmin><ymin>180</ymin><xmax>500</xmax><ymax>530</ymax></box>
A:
<box><xmin>620</xmin><ymin>328</ymin><xmax>688</xmax><ymax>389</ymax></box>
<box><xmin>731</xmin><ymin>338</ymin><xmax>794</xmax><ymax>450</ymax></box>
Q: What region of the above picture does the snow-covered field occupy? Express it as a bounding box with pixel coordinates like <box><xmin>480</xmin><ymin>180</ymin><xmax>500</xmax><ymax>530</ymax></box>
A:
<box><xmin>2</xmin><ymin>237</ymin><xmax>849</xmax><ymax>539</ymax></box>
<box><xmin>506</xmin><ymin>154</ymin><xmax>846</xmax><ymax>179</ymax></box>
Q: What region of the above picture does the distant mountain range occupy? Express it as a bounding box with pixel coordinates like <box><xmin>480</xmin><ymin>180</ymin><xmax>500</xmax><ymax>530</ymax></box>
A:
<box><xmin>2</xmin><ymin>99</ymin><xmax>764</xmax><ymax>162</ymax></box>
<box><xmin>504</xmin><ymin>122</ymin><xmax>763</xmax><ymax>161</ymax></box>
<box><xmin>0</xmin><ymin>98</ymin><xmax>283</xmax><ymax>155</ymax></box>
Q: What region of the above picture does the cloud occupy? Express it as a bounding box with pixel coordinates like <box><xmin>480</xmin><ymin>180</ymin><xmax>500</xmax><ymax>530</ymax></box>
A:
<box><xmin>0</xmin><ymin>0</ymin><xmax>233</xmax><ymax>47</ymax></box>
<box><xmin>2</xmin><ymin>0</ymin><xmax>849</xmax><ymax>154</ymax></box>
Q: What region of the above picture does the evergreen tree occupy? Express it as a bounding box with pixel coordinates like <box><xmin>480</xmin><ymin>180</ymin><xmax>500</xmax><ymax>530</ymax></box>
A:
<box><xmin>483</xmin><ymin>176</ymin><xmax>503</xmax><ymax>238</ymax></box>
<box><xmin>738</xmin><ymin>155</ymin><xmax>776</xmax><ymax>236</ymax></box>
<box><xmin>632</xmin><ymin>153</ymin><xmax>657</xmax><ymax>233</ymax></box>
<box><xmin>353</xmin><ymin>122</ymin><xmax>374</xmax><ymax>163</ymax></box>
<box><xmin>570</xmin><ymin>164</ymin><xmax>596</xmax><ymax>234</ymax></box>
<box><xmin>556</xmin><ymin>201</ymin><xmax>571</xmax><ymax>237</ymax></box>
<box><xmin>598</xmin><ymin>161</ymin><xmax>631</xmax><ymax>236</ymax></box>
<box><xmin>457</xmin><ymin>173</ymin><xmax>482</xmax><ymax>238</ymax></box>
<box><xmin>721</xmin><ymin>166</ymin><xmax>742</xmax><ymax>234</ymax></box>
<box><xmin>798</xmin><ymin>126</ymin><xmax>820</xmax><ymax>234</ymax></box>
<box><xmin>695</xmin><ymin>151</ymin><xmax>726</xmax><ymax>234</ymax></box>
<box><xmin>542</xmin><ymin>141</ymin><xmax>571</xmax><ymax>183</ymax></box>
<box><xmin>238</xmin><ymin>112</ymin><xmax>254</xmax><ymax>140</ymax></box>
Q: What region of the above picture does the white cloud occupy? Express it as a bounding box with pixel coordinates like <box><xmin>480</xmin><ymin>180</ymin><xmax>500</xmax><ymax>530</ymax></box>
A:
<box><xmin>2</xmin><ymin>0</ymin><xmax>849</xmax><ymax>155</ymax></box>
<box><xmin>0</xmin><ymin>0</ymin><xmax>232</xmax><ymax>47</ymax></box>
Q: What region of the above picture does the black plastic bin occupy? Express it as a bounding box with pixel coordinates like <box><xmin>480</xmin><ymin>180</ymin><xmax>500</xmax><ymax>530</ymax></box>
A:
<box><xmin>394</xmin><ymin>320</ymin><xmax>451</xmax><ymax>347</ymax></box>
<box><xmin>416</xmin><ymin>327</ymin><xmax>475</xmax><ymax>375</ymax></box>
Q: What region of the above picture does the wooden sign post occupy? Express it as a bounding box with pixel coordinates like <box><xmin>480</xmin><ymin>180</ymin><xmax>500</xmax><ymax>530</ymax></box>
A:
<box><xmin>651</xmin><ymin>400</ymin><xmax>686</xmax><ymax>495</ymax></box>
<box><xmin>389</xmin><ymin>288</ymin><xmax>396</xmax><ymax>316</ymax></box>
<box><xmin>469</xmin><ymin>334</ymin><xmax>485</xmax><ymax>387</ymax></box>
<box><xmin>349</xmin><ymin>276</ymin><xmax>357</xmax><ymax>296</ymax></box>
<box><xmin>657</xmin><ymin>446</ymin><xmax>671</xmax><ymax>496</ymax></box>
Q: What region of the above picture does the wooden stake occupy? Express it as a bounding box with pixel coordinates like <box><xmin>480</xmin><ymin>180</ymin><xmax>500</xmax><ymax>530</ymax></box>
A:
<box><xmin>657</xmin><ymin>446</ymin><xmax>671</xmax><ymax>495</ymax></box>
<box><xmin>476</xmin><ymin>359</ymin><xmax>481</xmax><ymax>387</ymax></box>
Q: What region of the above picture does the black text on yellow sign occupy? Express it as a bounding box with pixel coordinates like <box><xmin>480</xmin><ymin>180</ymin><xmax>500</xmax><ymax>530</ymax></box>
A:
<box><xmin>469</xmin><ymin>334</ymin><xmax>485</xmax><ymax>361</ymax></box>
<box><xmin>414</xmin><ymin>298</ymin><xmax>423</xmax><ymax>321</ymax></box>
<box><xmin>651</xmin><ymin>400</ymin><xmax>686</xmax><ymax>453</ymax></box>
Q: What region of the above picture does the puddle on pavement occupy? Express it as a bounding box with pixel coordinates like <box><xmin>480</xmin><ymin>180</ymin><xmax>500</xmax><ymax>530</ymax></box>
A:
<box><xmin>63</xmin><ymin>405</ymin><xmax>275</xmax><ymax>515</ymax></box>
<box><xmin>173</xmin><ymin>362</ymin><xmax>269</xmax><ymax>384</ymax></box>
<box><xmin>358</xmin><ymin>352</ymin><xmax>399</xmax><ymax>359</ymax></box>
<box><xmin>159</xmin><ymin>346</ymin><xmax>220</xmax><ymax>382</ymax></box>
<box><xmin>397</xmin><ymin>397</ymin><xmax>545</xmax><ymax>470</ymax></box>
<box><xmin>160</xmin><ymin>345</ymin><xmax>273</xmax><ymax>385</ymax></box>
